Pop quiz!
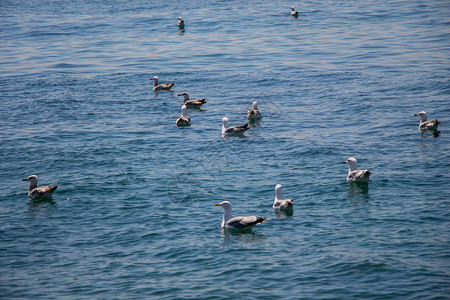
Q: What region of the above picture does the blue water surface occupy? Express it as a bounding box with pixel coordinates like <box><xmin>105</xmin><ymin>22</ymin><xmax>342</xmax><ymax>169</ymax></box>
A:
<box><xmin>1</xmin><ymin>0</ymin><xmax>449</xmax><ymax>299</ymax></box>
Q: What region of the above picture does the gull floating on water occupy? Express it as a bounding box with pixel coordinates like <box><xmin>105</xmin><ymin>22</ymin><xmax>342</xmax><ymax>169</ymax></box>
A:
<box><xmin>151</xmin><ymin>76</ymin><xmax>175</xmax><ymax>92</ymax></box>
<box><xmin>22</xmin><ymin>175</ymin><xmax>58</xmax><ymax>199</ymax></box>
<box><xmin>215</xmin><ymin>201</ymin><xmax>267</xmax><ymax>229</ymax></box>
<box><xmin>342</xmin><ymin>157</ymin><xmax>371</xmax><ymax>183</ymax></box>
<box><xmin>414</xmin><ymin>111</ymin><xmax>441</xmax><ymax>131</ymax></box>
<box><xmin>176</xmin><ymin>105</ymin><xmax>191</xmax><ymax>127</ymax></box>
<box><xmin>290</xmin><ymin>6</ymin><xmax>299</xmax><ymax>17</ymax></box>
<box><xmin>273</xmin><ymin>184</ymin><xmax>294</xmax><ymax>211</ymax></box>
<box><xmin>178</xmin><ymin>92</ymin><xmax>207</xmax><ymax>108</ymax></box>
<box><xmin>177</xmin><ymin>17</ymin><xmax>185</xmax><ymax>29</ymax></box>
<box><xmin>222</xmin><ymin>117</ymin><xmax>249</xmax><ymax>136</ymax></box>
<box><xmin>247</xmin><ymin>101</ymin><xmax>262</xmax><ymax>122</ymax></box>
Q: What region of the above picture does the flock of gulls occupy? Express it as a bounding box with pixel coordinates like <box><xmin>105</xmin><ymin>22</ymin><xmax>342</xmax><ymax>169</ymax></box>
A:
<box><xmin>22</xmin><ymin>9</ymin><xmax>442</xmax><ymax>231</ymax></box>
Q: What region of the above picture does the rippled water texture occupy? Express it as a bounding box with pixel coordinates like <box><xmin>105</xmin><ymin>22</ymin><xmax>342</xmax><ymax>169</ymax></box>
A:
<box><xmin>1</xmin><ymin>0</ymin><xmax>449</xmax><ymax>299</ymax></box>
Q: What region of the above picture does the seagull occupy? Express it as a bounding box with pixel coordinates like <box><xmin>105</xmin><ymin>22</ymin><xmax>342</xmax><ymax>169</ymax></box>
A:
<box><xmin>22</xmin><ymin>175</ymin><xmax>58</xmax><ymax>199</ymax></box>
<box><xmin>342</xmin><ymin>157</ymin><xmax>371</xmax><ymax>182</ymax></box>
<box><xmin>176</xmin><ymin>105</ymin><xmax>191</xmax><ymax>127</ymax></box>
<box><xmin>178</xmin><ymin>92</ymin><xmax>207</xmax><ymax>108</ymax></box>
<box><xmin>273</xmin><ymin>184</ymin><xmax>294</xmax><ymax>211</ymax></box>
<box><xmin>247</xmin><ymin>101</ymin><xmax>262</xmax><ymax>121</ymax></box>
<box><xmin>215</xmin><ymin>201</ymin><xmax>267</xmax><ymax>229</ymax></box>
<box><xmin>222</xmin><ymin>117</ymin><xmax>249</xmax><ymax>136</ymax></box>
<box><xmin>177</xmin><ymin>17</ymin><xmax>185</xmax><ymax>29</ymax></box>
<box><xmin>414</xmin><ymin>111</ymin><xmax>441</xmax><ymax>131</ymax></box>
<box><xmin>151</xmin><ymin>76</ymin><xmax>175</xmax><ymax>91</ymax></box>
<box><xmin>290</xmin><ymin>6</ymin><xmax>299</xmax><ymax>17</ymax></box>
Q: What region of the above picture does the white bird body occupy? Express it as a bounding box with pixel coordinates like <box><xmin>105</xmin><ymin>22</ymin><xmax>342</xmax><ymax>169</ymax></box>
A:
<box><xmin>342</xmin><ymin>157</ymin><xmax>371</xmax><ymax>182</ymax></box>
<box><xmin>247</xmin><ymin>101</ymin><xmax>262</xmax><ymax>121</ymax></box>
<box><xmin>222</xmin><ymin>117</ymin><xmax>249</xmax><ymax>136</ymax></box>
<box><xmin>151</xmin><ymin>76</ymin><xmax>175</xmax><ymax>91</ymax></box>
<box><xmin>215</xmin><ymin>201</ymin><xmax>266</xmax><ymax>229</ymax></box>
<box><xmin>176</xmin><ymin>105</ymin><xmax>191</xmax><ymax>127</ymax></box>
<box><xmin>178</xmin><ymin>92</ymin><xmax>207</xmax><ymax>108</ymax></box>
<box><xmin>273</xmin><ymin>184</ymin><xmax>294</xmax><ymax>210</ymax></box>
<box><xmin>290</xmin><ymin>6</ymin><xmax>299</xmax><ymax>17</ymax></box>
<box><xmin>414</xmin><ymin>111</ymin><xmax>441</xmax><ymax>131</ymax></box>
<box><xmin>22</xmin><ymin>175</ymin><xmax>58</xmax><ymax>199</ymax></box>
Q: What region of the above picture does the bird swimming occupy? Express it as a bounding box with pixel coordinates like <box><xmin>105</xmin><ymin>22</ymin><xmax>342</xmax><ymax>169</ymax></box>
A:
<box><xmin>342</xmin><ymin>157</ymin><xmax>371</xmax><ymax>182</ymax></box>
<box><xmin>176</xmin><ymin>105</ymin><xmax>191</xmax><ymax>127</ymax></box>
<box><xmin>273</xmin><ymin>184</ymin><xmax>294</xmax><ymax>211</ymax></box>
<box><xmin>247</xmin><ymin>101</ymin><xmax>262</xmax><ymax>122</ymax></box>
<box><xmin>414</xmin><ymin>111</ymin><xmax>441</xmax><ymax>131</ymax></box>
<box><xmin>222</xmin><ymin>117</ymin><xmax>249</xmax><ymax>136</ymax></box>
<box><xmin>22</xmin><ymin>175</ymin><xmax>58</xmax><ymax>199</ymax></box>
<box><xmin>178</xmin><ymin>92</ymin><xmax>207</xmax><ymax>108</ymax></box>
<box><xmin>290</xmin><ymin>6</ymin><xmax>299</xmax><ymax>17</ymax></box>
<box><xmin>177</xmin><ymin>17</ymin><xmax>184</xmax><ymax>29</ymax></box>
<box><xmin>215</xmin><ymin>201</ymin><xmax>267</xmax><ymax>229</ymax></box>
<box><xmin>151</xmin><ymin>76</ymin><xmax>175</xmax><ymax>91</ymax></box>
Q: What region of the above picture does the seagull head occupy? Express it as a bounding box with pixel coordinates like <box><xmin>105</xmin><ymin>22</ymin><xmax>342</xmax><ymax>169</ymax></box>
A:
<box><xmin>215</xmin><ymin>201</ymin><xmax>232</xmax><ymax>210</ymax></box>
<box><xmin>151</xmin><ymin>76</ymin><xmax>158</xmax><ymax>81</ymax></box>
<box><xmin>275</xmin><ymin>184</ymin><xmax>284</xmax><ymax>200</ymax></box>
<box><xmin>222</xmin><ymin>117</ymin><xmax>229</xmax><ymax>127</ymax></box>
<box><xmin>178</xmin><ymin>92</ymin><xmax>189</xmax><ymax>96</ymax></box>
<box><xmin>414</xmin><ymin>111</ymin><xmax>427</xmax><ymax>122</ymax></box>
<box><xmin>181</xmin><ymin>105</ymin><xmax>188</xmax><ymax>116</ymax></box>
<box><xmin>342</xmin><ymin>157</ymin><xmax>358</xmax><ymax>171</ymax></box>
<box><xmin>22</xmin><ymin>175</ymin><xmax>38</xmax><ymax>183</ymax></box>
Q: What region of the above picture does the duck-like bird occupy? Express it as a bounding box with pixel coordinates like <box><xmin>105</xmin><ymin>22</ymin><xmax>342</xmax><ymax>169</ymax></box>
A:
<box><xmin>151</xmin><ymin>76</ymin><xmax>175</xmax><ymax>91</ymax></box>
<box><xmin>414</xmin><ymin>111</ymin><xmax>441</xmax><ymax>131</ymax></box>
<box><xmin>215</xmin><ymin>201</ymin><xmax>267</xmax><ymax>229</ymax></box>
<box><xmin>22</xmin><ymin>175</ymin><xmax>58</xmax><ymax>199</ymax></box>
<box><xmin>273</xmin><ymin>184</ymin><xmax>294</xmax><ymax>211</ymax></box>
<box><xmin>178</xmin><ymin>92</ymin><xmax>207</xmax><ymax>108</ymax></box>
<box><xmin>177</xmin><ymin>17</ymin><xmax>185</xmax><ymax>29</ymax></box>
<box><xmin>342</xmin><ymin>157</ymin><xmax>371</xmax><ymax>182</ymax></box>
<box><xmin>247</xmin><ymin>101</ymin><xmax>262</xmax><ymax>121</ymax></box>
<box><xmin>176</xmin><ymin>105</ymin><xmax>191</xmax><ymax>127</ymax></box>
<box><xmin>290</xmin><ymin>6</ymin><xmax>299</xmax><ymax>17</ymax></box>
<box><xmin>222</xmin><ymin>117</ymin><xmax>249</xmax><ymax>136</ymax></box>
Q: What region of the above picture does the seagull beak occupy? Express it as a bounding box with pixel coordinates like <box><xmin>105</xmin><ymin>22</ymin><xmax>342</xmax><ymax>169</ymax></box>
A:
<box><xmin>342</xmin><ymin>160</ymin><xmax>348</xmax><ymax>164</ymax></box>
<box><xmin>414</xmin><ymin>114</ymin><xmax>419</xmax><ymax>116</ymax></box>
<box><xmin>22</xmin><ymin>178</ymin><xmax>27</xmax><ymax>181</ymax></box>
<box><xmin>177</xmin><ymin>94</ymin><xmax>182</xmax><ymax>96</ymax></box>
<box><xmin>214</xmin><ymin>203</ymin><xmax>221</xmax><ymax>206</ymax></box>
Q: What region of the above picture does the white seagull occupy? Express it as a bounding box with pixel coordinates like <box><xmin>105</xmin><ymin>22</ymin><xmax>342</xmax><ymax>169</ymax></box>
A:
<box><xmin>178</xmin><ymin>92</ymin><xmax>207</xmax><ymax>108</ymax></box>
<box><xmin>215</xmin><ymin>201</ymin><xmax>267</xmax><ymax>229</ymax></box>
<box><xmin>22</xmin><ymin>175</ymin><xmax>58</xmax><ymax>199</ymax></box>
<box><xmin>273</xmin><ymin>184</ymin><xmax>294</xmax><ymax>211</ymax></box>
<box><xmin>414</xmin><ymin>111</ymin><xmax>441</xmax><ymax>131</ymax></box>
<box><xmin>342</xmin><ymin>157</ymin><xmax>371</xmax><ymax>182</ymax></box>
<box><xmin>247</xmin><ymin>101</ymin><xmax>262</xmax><ymax>121</ymax></box>
<box><xmin>176</xmin><ymin>105</ymin><xmax>191</xmax><ymax>127</ymax></box>
<box><xmin>151</xmin><ymin>76</ymin><xmax>175</xmax><ymax>91</ymax></box>
<box><xmin>290</xmin><ymin>6</ymin><xmax>299</xmax><ymax>17</ymax></box>
<box><xmin>222</xmin><ymin>117</ymin><xmax>249</xmax><ymax>136</ymax></box>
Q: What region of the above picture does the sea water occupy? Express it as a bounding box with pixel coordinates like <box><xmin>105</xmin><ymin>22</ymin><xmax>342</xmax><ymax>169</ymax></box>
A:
<box><xmin>1</xmin><ymin>0</ymin><xmax>449</xmax><ymax>298</ymax></box>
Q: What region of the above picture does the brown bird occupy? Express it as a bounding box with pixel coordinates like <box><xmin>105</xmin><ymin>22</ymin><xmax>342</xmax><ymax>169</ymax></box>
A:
<box><xmin>178</xmin><ymin>92</ymin><xmax>207</xmax><ymax>108</ymax></box>
<box><xmin>151</xmin><ymin>76</ymin><xmax>175</xmax><ymax>91</ymax></box>
<box><xmin>414</xmin><ymin>111</ymin><xmax>441</xmax><ymax>131</ymax></box>
<box><xmin>22</xmin><ymin>175</ymin><xmax>58</xmax><ymax>199</ymax></box>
